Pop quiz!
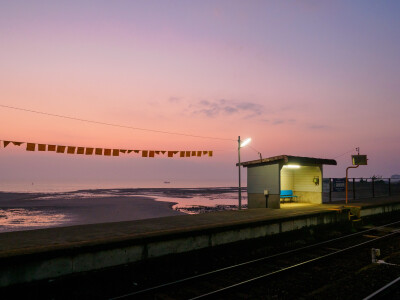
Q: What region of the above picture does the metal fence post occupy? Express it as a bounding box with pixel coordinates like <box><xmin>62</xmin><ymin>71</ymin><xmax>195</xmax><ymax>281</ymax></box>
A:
<box><xmin>352</xmin><ymin>178</ymin><xmax>356</xmax><ymax>200</ymax></box>
<box><xmin>372</xmin><ymin>178</ymin><xmax>375</xmax><ymax>198</ymax></box>
<box><xmin>389</xmin><ymin>178</ymin><xmax>391</xmax><ymax>196</ymax></box>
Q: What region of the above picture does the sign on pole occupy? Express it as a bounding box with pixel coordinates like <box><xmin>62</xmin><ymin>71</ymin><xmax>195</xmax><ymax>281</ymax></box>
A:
<box><xmin>352</xmin><ymin>155</ymin><xmax>368</xmax><ymax>165</ymax></box>
<box><xmin>333</xmin><ymin>178</ymin><xmax>346</xmax><ymax>192</ymax></box>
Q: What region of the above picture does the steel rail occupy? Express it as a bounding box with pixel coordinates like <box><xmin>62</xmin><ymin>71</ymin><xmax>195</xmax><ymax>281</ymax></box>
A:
<box><xmin>188</xmin><ymin>230</ymin><xmax>400</xmax><ymax>299</ymax></box>
<box><xmin>109</xmin><ymin>220</ymin><xmax>400</xmax><ymax>299</ymax></box>
<box><xmin>363</xmin><ymin>276</ymin><xmax>400</xmax><ymax>299</ymax></box>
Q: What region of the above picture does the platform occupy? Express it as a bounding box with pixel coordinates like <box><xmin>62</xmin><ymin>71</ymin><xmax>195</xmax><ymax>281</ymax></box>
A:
<box><xmin>1</xmin><ymin>195</ymin><xmax>399</xmax><ymax>287</ymax></box>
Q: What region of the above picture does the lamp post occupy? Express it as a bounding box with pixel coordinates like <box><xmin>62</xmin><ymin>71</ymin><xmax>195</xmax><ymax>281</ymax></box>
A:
<box><xmin>238</xmin><ymin>136</ymin><xmax>251</xmax><ymax>210</ymax></box>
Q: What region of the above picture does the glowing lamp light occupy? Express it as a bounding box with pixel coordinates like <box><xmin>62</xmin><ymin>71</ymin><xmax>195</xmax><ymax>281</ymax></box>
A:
<box><xmin>240</xmin><ymin>138</ymin><xmax>252</xmax><ymax>148</ymax></box>
<box><xmin>284</xmin><ymin>165</ymin><xmax>301</xmax><ymax>169</ymax></box>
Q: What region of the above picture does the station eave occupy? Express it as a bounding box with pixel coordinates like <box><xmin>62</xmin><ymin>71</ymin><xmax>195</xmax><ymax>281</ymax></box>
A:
<box><xmin>238</xmin><ymin>155</ymin><xmax>337</xmax><ymax>167</ymax></box>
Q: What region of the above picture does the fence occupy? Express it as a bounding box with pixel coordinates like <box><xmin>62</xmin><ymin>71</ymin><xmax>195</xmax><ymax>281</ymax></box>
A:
<box><xmin>322</xmin><ymin>178</ymin><xmax>400</xmax><ymax>203</ymax></box>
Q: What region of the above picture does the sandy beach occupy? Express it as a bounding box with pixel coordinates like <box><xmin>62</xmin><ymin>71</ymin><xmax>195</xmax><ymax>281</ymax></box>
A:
<box><xmin>0</xmin><ymin>187</ymin><xmax>243</xmax><ymax>232</ymax></box>
<box><xmin>0</xmin><ymin>191</ymin><xmax>184</xmax><ymax>232</ymax></box>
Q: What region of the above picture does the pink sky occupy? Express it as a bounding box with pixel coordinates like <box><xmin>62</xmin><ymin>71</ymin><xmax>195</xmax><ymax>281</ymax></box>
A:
<box><xmin>1</xmin><ymin>1</ymin><xmax>399</xmax><ymax>188</ymax></box>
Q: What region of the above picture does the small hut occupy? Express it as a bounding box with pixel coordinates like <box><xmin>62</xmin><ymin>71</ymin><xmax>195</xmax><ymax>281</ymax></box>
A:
<box><xmin>240</xmin><ymin>155</ymin><xmax>337</xmax><ymax>209</ymax></box>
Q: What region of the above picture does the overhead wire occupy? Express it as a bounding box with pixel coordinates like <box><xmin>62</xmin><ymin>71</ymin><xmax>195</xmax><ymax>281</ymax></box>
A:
<box><xmin>334</xmin><ymin>148</ymin><xmax>356</xmax><ymax>159</ymax></box>
<box><xmin>1</xmin><ymin>104</ymin><xmax>358</xmax><ymax>160</ymax></box>
<box><xmin>0</xmin><ymin>104</ymin><xmax>235</xmax><ymax>142</ymax></box>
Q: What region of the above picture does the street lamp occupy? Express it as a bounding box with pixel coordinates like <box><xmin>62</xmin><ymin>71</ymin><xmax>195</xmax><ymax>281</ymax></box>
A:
<box><xmin>238</xmin><ymin>136</ymin><xmax>251</xmax><ymax>210</ymax></box>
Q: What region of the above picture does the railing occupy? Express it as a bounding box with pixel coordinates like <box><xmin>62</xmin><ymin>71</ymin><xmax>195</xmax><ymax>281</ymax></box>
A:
<box><xmin>322</xmin><ymin>178</ymin><xmax>400</xmax><ymax>203</ymax></box>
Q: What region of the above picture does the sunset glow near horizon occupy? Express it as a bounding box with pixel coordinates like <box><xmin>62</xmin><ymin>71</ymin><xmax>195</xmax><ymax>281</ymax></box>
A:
<box><xmin>1</xmin><ymin>1</ymin><xmax>399</xmax><ymax>188</ymax></box>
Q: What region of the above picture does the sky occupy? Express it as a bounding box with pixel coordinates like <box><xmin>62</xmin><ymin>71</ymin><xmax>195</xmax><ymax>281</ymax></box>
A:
<box><xmin>0</xmin><ymin>1</ymin><xmax>399</xmax><ymax>189</ymax></box>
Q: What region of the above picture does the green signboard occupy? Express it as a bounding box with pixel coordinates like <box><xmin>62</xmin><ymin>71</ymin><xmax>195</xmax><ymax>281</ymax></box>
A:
<box><xmin>352</xmin><ymin>155</ymin><xmax>367</xmax><ymax>165</ymax></box>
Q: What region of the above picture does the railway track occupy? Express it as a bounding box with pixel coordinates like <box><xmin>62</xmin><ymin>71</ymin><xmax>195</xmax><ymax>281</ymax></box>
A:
<box><xmin>110</xmin><ymin>220</ymin><xmax>400</xmax><ymax>299</ymax></box>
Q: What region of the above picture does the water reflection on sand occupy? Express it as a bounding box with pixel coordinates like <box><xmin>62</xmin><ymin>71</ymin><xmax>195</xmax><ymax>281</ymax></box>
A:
<box><xmin>0</xmin><ymin>208</ymin><xmax>71</xmax><ymax>232</ymax></box>
<box><xmin>0</xmin><ymin>187</ymin><xmax>247</xmax><ymax>232</ymax></box>
<box><xmin>32</xmin><ymin>188</ymin><xmax>248</xmax><ymax>214</ymax></box>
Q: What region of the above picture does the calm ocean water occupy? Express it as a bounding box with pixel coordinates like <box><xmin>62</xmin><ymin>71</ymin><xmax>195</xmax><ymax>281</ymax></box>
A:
<box><xmin>0</xmin><ymin>180</ymin><xmax>240</xmax><ymax>193</ymax></box>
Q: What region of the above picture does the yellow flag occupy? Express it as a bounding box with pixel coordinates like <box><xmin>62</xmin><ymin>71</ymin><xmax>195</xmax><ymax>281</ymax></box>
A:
<box><xmin>3</xmin><ymin>141</ymin><xmax>11</xmax><ymax>148</ymax></box>
<box><xmin>127</xmin><ymin>150</ymin><xmax>133</xmax><ymax>153</ymax></box>
<box><xmin>197</xmin><ymin>151</ymin><xmax>202</xmax><ymax>157</ymax></box>
<box><xmin>104</xmin><ymin>149</ymin><xmax>111</xmax><ymax>156</ymax></box>
<box><xmin>191</xmin><ymin>151</ymin><xmax>196</xmax><ymax>156</ymax></box>
<box><xmin>48</xmin><ymin>145</ymin><xmax>56</xmax><ymax>151</ymax></box>
<box><xmin>67</xmin><ymin>146</ymin><xmax>76</xmax><ymax>154</ymax></box>
<box><xmin>161</xmin><ymin>151</ymin><xmax>166</xmax><ymax>154</ymax></box>
<box><xmin>180</xmin><ymin>151</ymin><xmax>185</xmax><ymax>157</ymax></box>
<box><xmin>77</xmin><ymin>147</ymin><xmax>85</xmax><ymax>154</ymax></box>
<box><xmin>168</xmin><ymin>151</ymin><xmax>174</xmax><ymax>157</ymax></box>
<box><xmin>112</xmin><ymin>149</ymin><xmax>119</xmax><ymax>156</ymax></box>
<box><xmin>56</xmin><ymin>146</ymin><xmax>66</xmax><ymax>153</ymax></box>
<box><xmin>185</xmin><ymin>151</ymin><xmax>191</xmax><ymax>157</ymax></box>
<box><xmin>12</xmin><ymin>142</ymin><xmax>23</xmax><ymax>146</ymax></box>
<box><xmin>26</xmin><ymin>143</ymin><xmax>36</xmax><ymax>151</ymax></box>
<box><xmin>149</xmin><ymin>151</ymin><xmax>155</xmax><ymax>157</ymax></box>
<box><xmin>208</xmin><ymin>151</ymin><xmax>213</xmax><ymax>157</ymax></box>
<box><xmin>203</xmin><ymin>151</ymin><xmax>208</xmax><ymax>155</ymax></box>
<box><xmin>95</xmin><ymin>148</ymin><xmax>103</xmax><ymax>155</ymax></box>
<box><xmin>86</xmin><ymin>148</ymin><xmax>94</xmax><ymax>155</ymax></box>
<box><xmin>120</xmin><ymin>149</ymin><xmax>127</xmax><ymax>153</ymax></box>
<box><xmin>134</xmin><ymin>150</ymin><xmax>140</xmax><ymax>153</ymax></box>
<box><xmin>142</xmin><ymin>150</ymin><xmax>148</xmax><ymax>157</ymax></box>
<box><xmin>38</xmin><ymin>144</ymin><xmax>46</xmax><ymax>151</ymax></box>
<box><xmin>155</xmin><ymin>151</ymin><xmax>160</xmax><ymax>155</ymax></box>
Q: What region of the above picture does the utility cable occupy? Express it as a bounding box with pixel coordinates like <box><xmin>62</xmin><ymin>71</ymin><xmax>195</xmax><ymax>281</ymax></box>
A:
<box><xmin>334</xmin><ymin>148</ymin><xmax>356</xmax><ymax>159</ymax></box>
<box><xmin>0</xmin><ymin>104</ymin><xmax>235</xmax><ymax>141</ymax></box>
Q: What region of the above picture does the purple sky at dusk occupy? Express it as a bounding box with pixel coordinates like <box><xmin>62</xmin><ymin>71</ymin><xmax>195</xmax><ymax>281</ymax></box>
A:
<box><xmin>1</xmin><ymin>1</ymin><xmax>399</xmax><ymax>189</ymax></box>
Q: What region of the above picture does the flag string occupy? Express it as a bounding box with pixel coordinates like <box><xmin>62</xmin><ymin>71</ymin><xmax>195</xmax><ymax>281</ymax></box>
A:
<box><xmin>0</xmin><ymin>140</ymin><xmax>213</xmax><ymax>158</ymax></box>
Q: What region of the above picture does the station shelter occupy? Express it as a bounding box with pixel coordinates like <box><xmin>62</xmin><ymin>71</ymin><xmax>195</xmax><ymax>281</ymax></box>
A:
<box><xmin>240</xmin><ymin>155</ymin><xmax>337</xmax><ymax>209</ymax></box>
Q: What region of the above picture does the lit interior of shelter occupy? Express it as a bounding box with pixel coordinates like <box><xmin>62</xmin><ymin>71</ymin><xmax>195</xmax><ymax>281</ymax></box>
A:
<box><xmin>240</xmin><ymin>155</ymin><xmax>337</xmax><ymax>209</ymax></box>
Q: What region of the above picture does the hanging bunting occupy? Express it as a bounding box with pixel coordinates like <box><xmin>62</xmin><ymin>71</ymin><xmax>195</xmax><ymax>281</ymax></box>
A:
<box><xmin>86</xmin><ymin>148</ymin><xmax>94</xmax><ymax>155</ymax></box>
<box><xmin>77</xmin><ymin>147</ymin><xmax>85</xmax><ymax>154</ymax></box>
<box><xmin>56</xmin><ymin>146</ymin><xmax>66</xmax><ymax>153</ymax></box>
<box><xmin>1</xmin><ymin>138</ymin><xmax>214</xmax><ymax>159</ymax></box>
<box><xmin>26</xmin><ymin>143</ymin><xmax>36</xmax><ymax>151</ymax></box>
<box><xmin>67</xmin><ymin>146</ymin><xmax>76</xmax><ymax>154</ymax></box>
